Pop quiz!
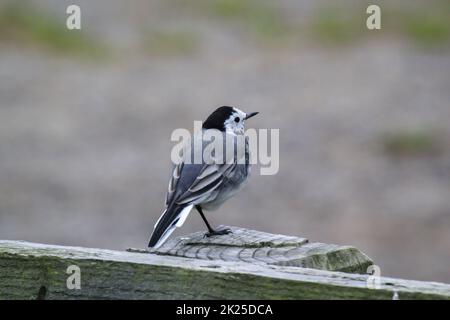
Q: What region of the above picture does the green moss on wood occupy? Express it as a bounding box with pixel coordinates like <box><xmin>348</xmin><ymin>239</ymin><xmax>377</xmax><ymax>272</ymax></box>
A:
<box><xmin>1</xmin><ymin>241</ymin><xmax>449</xmax><ymax>300</ymax></box>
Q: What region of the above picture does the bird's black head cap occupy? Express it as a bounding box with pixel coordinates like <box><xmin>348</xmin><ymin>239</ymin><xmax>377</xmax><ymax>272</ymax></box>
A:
<box><xmin>202</xmin><ymin>106</ymin><xmax>234</xmax><ymax>131</ymax></box>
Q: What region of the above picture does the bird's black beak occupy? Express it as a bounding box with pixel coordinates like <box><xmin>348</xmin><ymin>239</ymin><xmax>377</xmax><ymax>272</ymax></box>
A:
<box><xmin>245</xmin><ymin>112</ymin><xmax>259</xmax><ymax>120</ymax></box>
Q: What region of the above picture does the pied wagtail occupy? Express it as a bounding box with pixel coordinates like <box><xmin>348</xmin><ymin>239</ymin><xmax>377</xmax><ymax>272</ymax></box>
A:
<box><xmin>148</xmin><ymin>106</ymin><xmax>259</xmax><ymax>248</ymax></box>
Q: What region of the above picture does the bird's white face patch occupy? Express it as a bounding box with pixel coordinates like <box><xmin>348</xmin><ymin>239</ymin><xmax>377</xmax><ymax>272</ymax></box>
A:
<box><xmin>223</xmin><ymin>107</ymin><xmax>247</xmax><ymax>135</ymax></box>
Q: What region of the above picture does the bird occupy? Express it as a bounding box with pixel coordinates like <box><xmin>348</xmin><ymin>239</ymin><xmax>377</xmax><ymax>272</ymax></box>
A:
<box><xmin>148</xmin><ymin>106</ymin><xmax>259</xmax><ymax>248</ymax></box>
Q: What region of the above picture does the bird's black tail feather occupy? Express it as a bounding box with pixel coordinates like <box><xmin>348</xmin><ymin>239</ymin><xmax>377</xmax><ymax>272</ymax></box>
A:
<box><xmin>148</xmin><ymin>203</ymin><xmax>192</xmax><ymax>248</ymax></box>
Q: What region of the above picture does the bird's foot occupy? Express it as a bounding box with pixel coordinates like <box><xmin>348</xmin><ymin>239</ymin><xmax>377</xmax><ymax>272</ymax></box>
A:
<box><xmin>204</xmin><ymin>228</ymin><xmax>233</xmax><ymax>238</ymax></box>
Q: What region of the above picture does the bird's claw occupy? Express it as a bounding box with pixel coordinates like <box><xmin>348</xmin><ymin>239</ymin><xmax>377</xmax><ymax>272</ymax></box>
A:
<box><xmin>203</xmin><ymin>228</ymin><xmax>233</xmax><ymax>238</ymax></box>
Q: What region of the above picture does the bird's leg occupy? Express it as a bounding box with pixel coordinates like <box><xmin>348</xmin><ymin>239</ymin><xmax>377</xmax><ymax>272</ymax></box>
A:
<box><xmin>195</xmin><ymin>205</ymin><xmax>232</xmax><ymax>237</ymax></box>
<box><xmin>196</xmin><ymin>205</ymin><xmax>214</xmax><ymax>233</ymax></box>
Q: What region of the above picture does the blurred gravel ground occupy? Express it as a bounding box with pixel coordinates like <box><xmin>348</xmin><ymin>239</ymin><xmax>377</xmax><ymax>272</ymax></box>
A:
<box><xmin>0</xmin><ymin>0</ymin><xmax>449</xmax><ymax>282</ymax></box>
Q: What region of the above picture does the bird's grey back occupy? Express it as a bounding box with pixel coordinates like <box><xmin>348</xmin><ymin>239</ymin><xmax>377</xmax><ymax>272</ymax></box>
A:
<box><xmin>165</xmin><ymin>129</ymin><xmax>250</xmax><ymax>210</ymax></box>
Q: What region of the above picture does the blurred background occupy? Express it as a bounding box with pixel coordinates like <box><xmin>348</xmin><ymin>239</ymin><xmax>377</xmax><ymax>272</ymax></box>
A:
<box><xmin>0</xmin><ymin>0</ymin><xmax>449</xmax><ymax>282</ymax></box>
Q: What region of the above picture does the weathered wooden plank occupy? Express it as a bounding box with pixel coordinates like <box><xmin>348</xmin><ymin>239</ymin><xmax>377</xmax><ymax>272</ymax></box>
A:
<box><xmin>1</xmin><ymin>239</ymin><xmax>450</xmax><ymax>299</ymax></box>
<box><xmin>149</xmin><ymin>226</ymin><xmax>373</xmax><ymax>273</ymax></box>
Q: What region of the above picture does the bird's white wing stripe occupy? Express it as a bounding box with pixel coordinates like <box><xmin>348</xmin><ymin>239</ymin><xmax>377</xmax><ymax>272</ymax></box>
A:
<box><xmin>153</xmin><ymin>204</ymin><xmax>193</xmax><ymax>249</ymax></box>
<box><xmin>166</xmin><ymin>163</ymin><xmax>184</xmax><ymax>206</ymax></box>
<box><xmin>176</xmin><ymin>178</ymin><xmax>223</xmax><ymax>204</ymax></box>
<box><xmin>196</xmin><ymin>164</ymin><xmax>219</xmax><ymax>180</ymax></box>
<box><xmin>175</xmin><ymin>204</ymin><xmax>193</xmax><ymax>227</ymax></box>
<box><xmin>189</xmin><ymin>171</ymin><xmax>223</xmax><ymax>192</ymax></box>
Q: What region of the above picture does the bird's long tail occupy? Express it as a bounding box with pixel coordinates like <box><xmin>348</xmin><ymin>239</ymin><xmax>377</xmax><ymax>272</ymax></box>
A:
<box><xmin>148</xmin><ymin>203</ymin><xmax>194</xmax><ymax>248</ymax></box>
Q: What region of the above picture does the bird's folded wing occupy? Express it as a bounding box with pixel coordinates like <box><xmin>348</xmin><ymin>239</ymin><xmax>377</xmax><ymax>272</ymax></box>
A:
<box><xmin>175</xmin><ymin>162</ymin><xmax>236</xmax><ymax>205</ymax></box>
<box><xmin>165</xmin><ymin>131</ymin><xmax>242</xmax><ymax>206</ymax></box>
<box><xmin>165</xmin><ymin>162</ymin><xmax>184</xmax><ymax>207</ymax></box>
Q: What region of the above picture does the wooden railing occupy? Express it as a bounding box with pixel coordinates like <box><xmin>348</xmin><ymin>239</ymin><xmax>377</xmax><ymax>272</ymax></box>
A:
<box><xmin>1</xmin><ymin>226</ymin><xmax>449</xmax><ymax>299</ymax></box>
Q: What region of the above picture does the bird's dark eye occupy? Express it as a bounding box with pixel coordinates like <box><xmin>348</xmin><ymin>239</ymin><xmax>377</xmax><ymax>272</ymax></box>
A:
<box><xmin>234</xmin><ymin>117</ymin><xmax>240</xmax><ymax>123</ymax></box>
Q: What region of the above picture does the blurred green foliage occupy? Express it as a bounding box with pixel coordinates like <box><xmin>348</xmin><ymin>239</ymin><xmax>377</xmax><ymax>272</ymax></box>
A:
<box><xmin>382</xmin><ymin>130</ymin><xmax>441</xmax><ymax>157</ymax></box>
<box><xmin>311</xmin><ymin>2</ymin><xmax>450</xmax><ymax>48</ymax></box>
<box><xmin>143</xmin><ymin>30</ymin><xmax>198</xmax><ymax>56</ymax></box>
<box><xmin>0</xmin><ymin>2</ymin><xmax>106</xmax><ymax>58</ymax></box>
<box><xmin>0</xmin><ymin>0</ymin><xmax>448</xmax><ymax>57</ymax></box>
<box><xmin>176</xmin><ymin>0</ymin><xmax>290</xmax><ymax>42</ymax></box>
<box><xmin>403</xmin><ymin>13</ymin><xmax>450</xmax><ymax>47</ymax></box>
<box><xmin>208</xmin><ymin>0</ymin><xmax>286</xmax><ymax>37</ymax></box>
<box><xmin>311</xmin><ymin>7</ymin><xmax>364</xmax><ymax>44</ymax></box>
